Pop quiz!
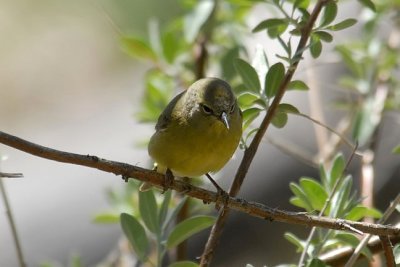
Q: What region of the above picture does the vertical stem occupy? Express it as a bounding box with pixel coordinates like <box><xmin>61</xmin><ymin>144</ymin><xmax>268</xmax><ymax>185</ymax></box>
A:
<box><xmin>0</xmin><ymin>178</ymin><xmax>26</xmax><ymax>267</ymax></box>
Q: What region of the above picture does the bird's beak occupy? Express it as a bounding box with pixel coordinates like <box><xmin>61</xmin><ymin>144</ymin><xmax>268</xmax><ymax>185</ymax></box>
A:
<box><xmin>220</xmin><ymin>112</ymin><xmax>230</xmax><ymax>129</ymax></box>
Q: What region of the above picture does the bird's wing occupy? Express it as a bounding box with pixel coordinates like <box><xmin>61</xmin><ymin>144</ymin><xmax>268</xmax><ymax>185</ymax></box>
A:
<box><xmin>155</xmin><ymin>91</ymin><xmax>185</xmax><ymax>131</ymax></box>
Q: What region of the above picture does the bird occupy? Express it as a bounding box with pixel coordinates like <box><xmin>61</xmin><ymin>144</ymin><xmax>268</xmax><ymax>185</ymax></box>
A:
<box><xmin>142</xmin><ymin>77</ymin><xmax>242</xmax><ymax>193</ymax></box>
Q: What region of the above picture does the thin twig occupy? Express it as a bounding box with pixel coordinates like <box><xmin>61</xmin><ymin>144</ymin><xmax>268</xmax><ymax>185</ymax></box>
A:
<box><xmin>0</xmin><ymin>176</ymin><xmax>26</xmax><ymax>267</ymax></box>
<box><xmin>0</xmin><ymin>172</ymin><xmax>23</xmax><ymax>178</ymax></box>
<box><xmin>379</xmin><ymin>235</ymin><xmax>396</xmax><ymax>267</ymax></box>
<box><xmin>0</xmin><ymin>131</ymin><xmax>399</xmax><ymax>237</ymax></box>
<box><xmin>199</xmin><ymin>1</ymin><xmax>330</xmax><ymax>265</ymax></box>
<box><xmin>344</xmin><ymin>193</ymin><xmax>400</xmax><ymax>267</ymax></box>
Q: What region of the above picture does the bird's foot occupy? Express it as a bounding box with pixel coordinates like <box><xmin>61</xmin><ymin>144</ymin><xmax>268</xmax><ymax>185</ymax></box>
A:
<box><xmin>162</xmin><ymin>168</ymin><xmax>174</xmax><ymax>193</ymax></box>
<box><xmin>205</xmin><ymin>173</ymin><xmax>229</xmax><ymax>210</ymax></box>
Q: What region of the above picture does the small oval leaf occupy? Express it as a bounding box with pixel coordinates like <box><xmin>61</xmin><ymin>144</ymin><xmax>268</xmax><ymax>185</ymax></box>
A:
<box><xmin>265</xmin><ymin>62</ymin><xmax>285</xmax><ymax>98</ymax></box>
<box><xmin>167</xmin><ymin>216</ymin><xmax>216</xmax><ymax>249</ymax></box>
<box><xmin>234</xmin><ymin>58</ymin><xmax>261</xmax><ymax>93</ymax></box>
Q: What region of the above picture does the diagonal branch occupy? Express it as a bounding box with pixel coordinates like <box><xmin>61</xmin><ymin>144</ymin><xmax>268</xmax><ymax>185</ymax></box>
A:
<box><xmin>1</xmin><ymin>130</ymin><xmax>399</xmax><ymax>236</ymax></box>
<box><xmin>200</xmin><ymin>0</ymin><xmax>330</xmax><ymax>265</ymax></box>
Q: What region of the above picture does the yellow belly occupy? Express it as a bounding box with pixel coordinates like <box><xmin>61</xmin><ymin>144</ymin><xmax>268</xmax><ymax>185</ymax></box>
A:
<box><xmin>148</xmin><ymin>116</ymin><xmax>241</xmax><ymax>177</ymax></box>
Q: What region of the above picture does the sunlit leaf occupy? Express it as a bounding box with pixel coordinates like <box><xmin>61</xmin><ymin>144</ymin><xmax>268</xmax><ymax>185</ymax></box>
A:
<box><xmin>167</xmin><ymin>216</ymin><xmax>216</xmax><ymax>248</ymax></box>
<box><xmin>289</xmin><ymin>182</ymin><xmax>313</xmax><ymax>211</ymax></box>
<box><xmin>265</xmin><ymin>62</ymin><xmax>285</xmax><ymax>98</ymax></box>
<box><xmin>235</xmin><ymin>58</ymin><xmax>261</xmax><ymax>93</ymax></box>
<box><xmin>120</xmin><ymin>213</ymin><xmax>149</xmax><ymax>261</ymax></box>
<box><xmin>300</xmin><ymin>178</ymin><xmax>328</xmax><ymax>211</ymax></box>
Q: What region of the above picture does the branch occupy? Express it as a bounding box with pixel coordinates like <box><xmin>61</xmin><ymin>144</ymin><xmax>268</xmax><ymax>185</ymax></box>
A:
<box><xmin>1</xmin><ymin>130</ymin><xmax>399</xmax><ymax>236</ymax></box>
<box><xmin>200</xmin><ymin>0</ymin><xmax>330</xmax><ymax>265</ymax></box>
<box><xmin>319</xmin><ymin>234</ymin><xmax>400</xmax><ymax>266</ymax></box>
<box><xmin>379</xmin><ymin>235</ymin><xmax>396</xmax><ymax>267</ymax></box>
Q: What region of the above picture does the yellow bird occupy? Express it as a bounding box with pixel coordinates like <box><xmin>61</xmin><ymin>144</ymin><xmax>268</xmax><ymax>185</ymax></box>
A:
<box><xmin>143</xmin><ymin>77</ymin><xmax>242</xmax><ymax>191</ymax></box>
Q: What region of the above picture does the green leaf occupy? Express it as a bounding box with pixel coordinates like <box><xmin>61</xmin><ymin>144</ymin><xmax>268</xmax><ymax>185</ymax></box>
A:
<box><xmin>238</xmin><ymin>92</ymin><xmax>260</xmax><ymax>109</ymax></box>
<box><xmin>271</xmin><ymin>111</ymin><xmax>288</xmax><ymax>128</ymax></box>
<box><xmin>284</xmin><ymin>232</ymin><xmax>305</xmax><ymax>252</ymax></box>
<box><xmin>139</xmin><ymin>190</ymin><xmax>159</xmax><ymax>234</ymax></box>
<box><xmin>345</xmin><ymin>206</ymin><xmax>382</xmax><ymax>221</ymax></box>
<box><xmin>184</xmin><ymin>0</ymin><xmax>215</xmax><ymax>43</ymax></box>
<box><xmin>167</xmin><ymin>216</ymin><xmax>216</xmax><ymax>249</ymax></box>
<box><xmin>352</xmin><ymin>97</ymin><xmax>378</xmax><ymax>146</ymax></box>
<box><xmin>169</xmin><ymin>261</ymin><xmax>199</xmax><ymax>267</ymax></box>
<box><xmin>265</xmin><ymin>62</ymin><xmax>285</xmax><ymax>98</ymax></box>
<box><xmin>288</xmin><ymin>80</ymin><xmax>309</xmax><ymax>91</ymax></box>
<box><xmin>313</xmin><ymin>31</ymin><xmax>333</xmax><ymax>43</ymax></box>
<box><xmin>158</xmin><ymin>190</ymin><xmax>172</xmax><ymax>226</ymax></box>
<box><xmin>306</xmin><ymin>258</ymin><xmax>327</xmax><ymax>267</ymax></box>
<box><xmin>93</xmin><ymin>212</ymin><xmax>120</xmax><ymax>224</ymax></box>
<box><xmin>253</xmin><ymin>18</ymin><xmax>289</xmax><ymax>38</ymax></box>
<box><xmin>392</xmin><ymin>144</ymin><xmax>400</xmax><ymax>154</ymax></box>
<box><xmin>121</xmin><ymin>37</ymin><xmax>157</xmax><ymax>62</ymax></box>
<box><xmin>242</xmin><ymin>107</ymin><xmax>262</xmax><ymax>130</ymax></box>
<box><xmin>252</xmin><ymin>18</ymin><xmax>287</xmax><ymax>33</ymax></box>
<box><xmin>277</xmin><ymin>103</ymin><xmax>300</xmax><ymax>114</ymax></box>
<box><xmin>329</xmin><ymin>154</ymin><xmax>345</xmax><ymax>190</ymax></box>
<box><xmin>299</xmin><ymin>178</ymin><xmax>328</xmax><ymax>211</ymax></box>
<box><xmin>289</xmin><ymin>182</ymin><xmax>313</xmax><ymax>211</ymax></box>
<box><xmin>234</xmin><ymin>58</ymin><xmax>261</xmax><ymax>93</ymax></box>
<box><xmin>310</xmin><ymin>37</ymin><xmax>322</xmax><ymax>58</ymax></box>
<box><xmin>320</xmin><ymin>1</ymin><xmax>337</xmax><ymax>27</ymax></box>
<box><xmin>120</xmin><ymin>213</ymin><xmax>149</xmax><ymax>261</ymax></box>
<box><xmin>358</xmin><ymin>0</ymin><xmax>376</xmax><ymax>11</ymax></box>
<box><xmin>327</xmin><ymin>19</ymin><xmax>357</xmax><ymax>31</ymax></box>
<box><xmin>252</xmin><ymin>45</ymin><xmax>269</xmax><ymax>93</ymax></box>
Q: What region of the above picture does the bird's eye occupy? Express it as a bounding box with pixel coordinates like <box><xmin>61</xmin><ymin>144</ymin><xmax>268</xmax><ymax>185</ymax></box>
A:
<box><xmin>229</xmin><ymin>104</ymin><xmax>235</xmax><ymax>114</ymax></box>
<box><xmin>201</xmin><ymin>104</ymin><xmax>213</xmax><ymax>115</ymax></box>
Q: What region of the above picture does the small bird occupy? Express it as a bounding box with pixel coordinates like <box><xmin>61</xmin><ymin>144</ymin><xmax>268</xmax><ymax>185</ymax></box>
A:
<box><xmin>142</xmin><ymin>77</ymin><xmax>242</xmax><ymax>192</ymax></box>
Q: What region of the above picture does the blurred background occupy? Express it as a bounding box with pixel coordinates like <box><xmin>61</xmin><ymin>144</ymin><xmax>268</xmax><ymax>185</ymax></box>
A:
<box><xmin>0</xmin><ymin>0</ymin><xmax>399</xmax><ymax>266</ymax></box>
